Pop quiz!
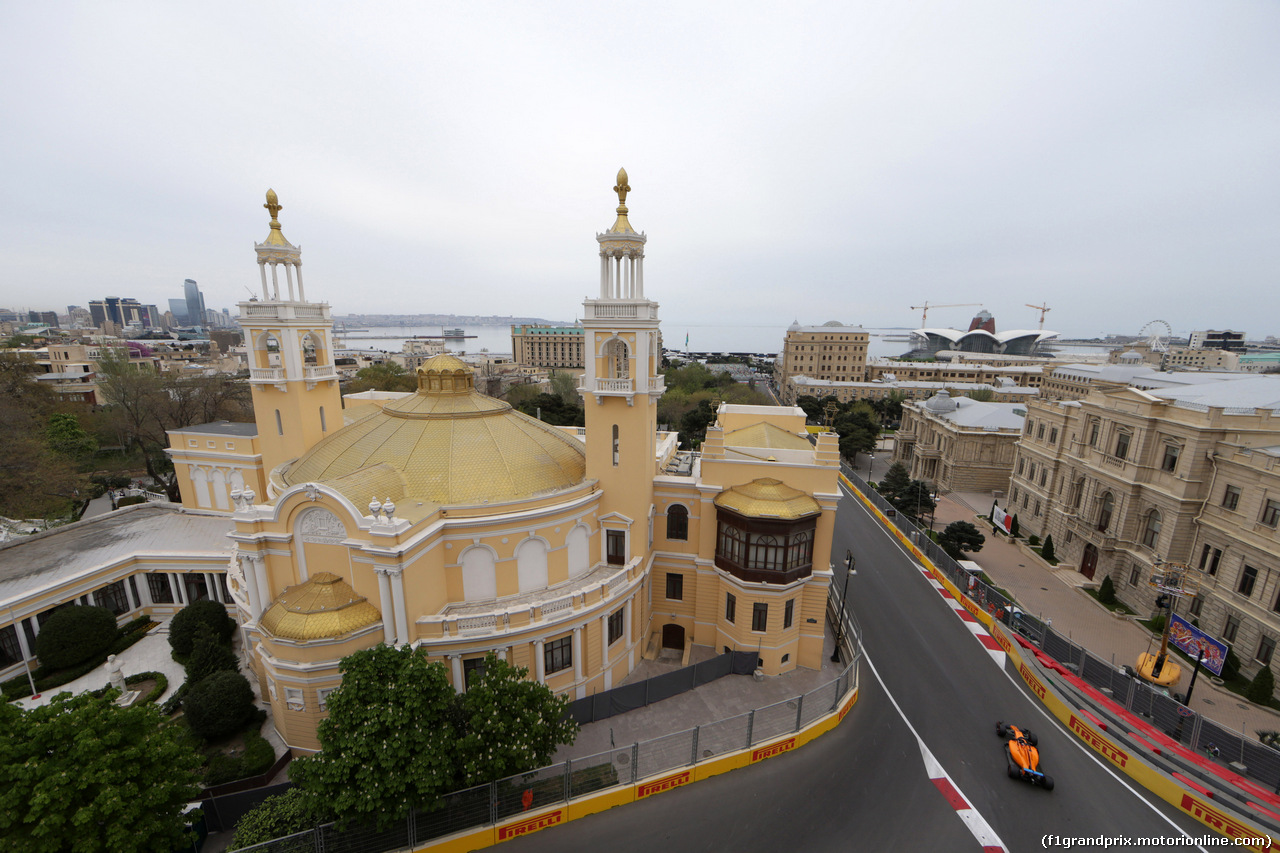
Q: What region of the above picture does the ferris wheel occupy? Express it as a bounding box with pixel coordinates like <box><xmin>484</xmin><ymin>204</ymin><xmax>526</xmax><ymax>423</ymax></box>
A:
<box><xmin>1139</xmin><ymin>320</ymin><xmax>1172</xmax><ymax>353</ymax></box>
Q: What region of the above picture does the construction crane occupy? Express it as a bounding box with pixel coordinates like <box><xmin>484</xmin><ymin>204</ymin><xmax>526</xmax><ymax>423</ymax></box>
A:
<box><xmin>1025</xmin><ymin>303</ymin><xmax>1051</xmax><ymax>329</ymax></box>
<box><xmin>910</xmin><ymin>302</ymin><xmax>981</xmax><ymax>327</ymax></box>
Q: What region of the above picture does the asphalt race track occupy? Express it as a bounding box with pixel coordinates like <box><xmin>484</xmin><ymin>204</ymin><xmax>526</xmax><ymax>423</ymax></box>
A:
<box><xmin>502</xmin><ymin>490</ymin><xmax>1214</xmax><ymax>852</ymax></box>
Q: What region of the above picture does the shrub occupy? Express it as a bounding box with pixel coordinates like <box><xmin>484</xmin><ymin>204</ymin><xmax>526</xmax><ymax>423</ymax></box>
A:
<box><xmin>184</xmin><ymin>671</ymin><xmax>255</xmax><ymax>741</ymax></box>
<box><xmin>1041</xmin><ymin>534</ymin><xmax>1056</xmax><ymax>562</ymax></box>
<box><xmin>1098</xmin><ymin>575</ymin><xmax>1117</xmax><ymax>605</ymax></box>
<box><xmin>185</xmin><ymin>625</ymin><xmax>240</xmax><ymax>685</ymax></box>
<box><xmin>231</xmin><ymin>788</ymin><xmax>329</xmax><ymax>850</ymax></box>
<box><xmin>34</xmin><ymin>605</ymin><xmax>117</xmax><ymax>670</ymax></box>
<box><xmin>1247</xmin><ymin>666</ymin><xmax>1276</xmax><ymax>705</ymax></box>
<box><xmin>126</xmin><ymin>671</ymin><xmax>169</xmax><ymax>704</ymax></box>
<box><xmin>116</xmin><ymin>495</ymin><xmax>146</xmax><ymax>507</ymax></box>
<box><xmin>1028</xmin><ymin>534</ymin><xmax>1041</xmax><ymax>547</ymax></box>
<box><xmin>169</xmin><ymin>599</ymin><xmax>235</xmax><ymax>657</ymax></box>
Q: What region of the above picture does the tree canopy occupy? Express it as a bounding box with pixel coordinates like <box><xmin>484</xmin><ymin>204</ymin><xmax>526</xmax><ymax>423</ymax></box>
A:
<box><xmin>291</xmin><ymin>645</ymin><xmax>576</xmax><ymax>830</ymax></box>
<box><xmin>878</xmin><ymin>461</ymin><xmax>912</xmax><ymax>499</ymax></box>
<box><xmin>892</xmin><ymin>479</ymin><xmax>936</xmax><ymax>521</ymax></box>
<box><xmin>0</xmin><ymin>353</ymin><xmax>85</xmax><ymax>520</ymax></box>
<box><xmin>794</xmin><ymin>395</ymin><xmax>881</xmax><ymax>463</ymax></box>
<box><xmin>343</xmin><ymin>362</ymin><xmax>417</xmax><ymax>393</ymax></box>
<box><xmin>939</xmin><ymin>520</ymin><xmax>986</xmax><ymax>560</ymax></box>
<box><xmin>0</xmin><ymin>692</ymin><xmax>203</xmax><ymax>853</ymax></box>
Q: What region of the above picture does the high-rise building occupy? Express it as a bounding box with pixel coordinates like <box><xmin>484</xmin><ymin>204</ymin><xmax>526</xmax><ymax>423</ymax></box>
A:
<box><xmin>27</xmin><ymin>311</ymin><xmax>58</xmax><ymax>327</ymax></box>
<box><xmin>184</xmin><ymin>279</ymin><xmax>207</xmax><ymax>330</ymax></box>
<box><xmin>168</xmin><ymin>298</ymin><xmax>190</xmax><ymax>324</ymax></box>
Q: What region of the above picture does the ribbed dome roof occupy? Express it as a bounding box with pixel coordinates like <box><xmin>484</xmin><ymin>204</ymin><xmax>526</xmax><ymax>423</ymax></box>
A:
<box><xmin>281</xmin><ymin>355</ymin><xmax>586</xmax><ymax>506</ymax></box>
<box><xmin>923</xmin><ymin>390</ymin><xmax>959</xmax><ymax>413</ymax></box>
<box><xmin>714</xmin><ymin>478</ymin><xmax>821</xmax><ymax>520</ymax></box>
<box><xmin>259</xmin><ymin>572</ymin><xmax>381</xmax><ymax>641</ymax></box>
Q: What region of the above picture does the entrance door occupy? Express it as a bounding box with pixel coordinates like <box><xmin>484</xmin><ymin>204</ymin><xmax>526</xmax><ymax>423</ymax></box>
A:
<box><xmin>662</xmin><ymin>623</ymin><xmax>685</xmax><ymax>650</ymax></box>
<box><xmin>1081</xmin><ymin>543</ymin><xmax>1098</xmax><ymax>580</ymax></box>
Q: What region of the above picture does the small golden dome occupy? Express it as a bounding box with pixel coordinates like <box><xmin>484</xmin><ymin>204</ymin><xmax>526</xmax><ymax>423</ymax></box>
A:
<box><xmin>415</xmin><ymin>354</ymin><xmax>474</xmax><ymax>393</ymax></box>
<box><xmin>262</xmin><ymin>188</ymin><xmax>294</xmax><ymax>247</ymax></box>
<box><xmin>714</xmin><ymin>478</ymin><xmax>821</xmax><ymax>520</ymax></box>
<box><xmin>259</xmin><ymin>572</ymin><xmax>381</xmax><ymax>641</ymax></box>
<box><xmin>608</xmin><ymin>167</ymin><xmax>636</xmax><ymax>235</ymax></box>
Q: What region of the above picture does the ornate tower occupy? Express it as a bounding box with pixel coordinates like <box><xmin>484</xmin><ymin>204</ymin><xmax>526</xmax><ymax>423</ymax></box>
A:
<box><xmin>240</xmin><ymin>190</ymin><xmax>342</xmax><ymax>486</ymax></box>
<box><xmin>581</xmin><ymin>170</ymin><xmax>664</xmax><ymax>565</ymax></box>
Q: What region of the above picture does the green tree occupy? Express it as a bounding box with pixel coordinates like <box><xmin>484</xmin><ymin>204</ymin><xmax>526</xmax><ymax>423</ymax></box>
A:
<box><xmin>45</xmin><ymin>412</ymin><xmax>97</xmax><ymax>461</ymax></box>
<box><xmin>0</xmin><ymin>354</ymin><xmax>84</xmax><ymax>520</ymax></box>
<box><xmin>185</xmin><ymin>624</ymin><xmax>239</xmax><ymax>685</ymax></box>
<box><xmin>169</xmin><ymin>599</ymin><xmax>235</xmax><ymax>657</ymax></box>
<box><xmin>1010</xmin><ymin>513</ymin><xmax>1021</xmax><ymax>538</ymax></box>
<box><xmin>291</xmin><ymin>645</ymin><xmax>462</xmax><ymax>829</ymax></box>
<box><xmin>515</xmin><ymin>392</ymin><xmax>585</xmax><ymax>427</ymax></box>
<box><xmin>965</xmin><ymin>387</ymin><xmax>996</xmax><ymax>402</ymax></box>
<box><xmin>878</xmin><ymin>461</ymin><xmax>912</xmax><ymax>502</ymax></box>
<box><xmin>1041</xmin><ymin>534</ymin><xmax>1056</xmax><ymax>562</ymax></box>
<box><xmin>1098</xmin><ymin>575</ymin><xmax>1117</xmax><ymax>605</ymax></box>
<box><xmin>892</xmin><ymin>479</ymin><xmax>936</xmax><ymax>522</ymax></box>
<box><xmin>793</xmin><ymin>395</ymin><xmax>826</xmax><ymax>423</ymax></box>
<box><xmin>34</xmin><ymin>605</ymin><xmax>117</xmax><ymax>670</ymax></box>
<box><xmin>183</xmin><ymin>670</ymin><xmax>255</xmax><ymax>741</ymax></box>
<box><xmin>455</xmin><ymin>654</ymin><xmax>578</xmax><ymax>786</ymax></box>
<box><xmin>0</xmin><ymin>692</ymin><xmax>202</xmax><ymax>852</ymax></box>
<box><xmin>1247</xmin><ymin>665</ymin><xmax>1276</xmax><ymax>705</ymax></box>
<box><xmin>679</xmin><ymin>399</ymin><xmax>717</xmax><ymax>448</ymax></box>
<box><xmin>230</xmin><ymin>788</ymin><xmax>330</xmax><ymax>850</ymax></box>
<box><xmin>549</xmin><ymin>370</ymin><xmax>580</xmax><ymax>408</ymax></box>
<box><xmin>833</xmin><ymin>402</ymin><xmax>879</xmax><ymax>463</ymax></box>
<box><xmin>344</xmin><ymin>362</ymin><xmax>417</xmax><ymax>393</ymax></box>
<box><xmin>938</xmin><ymin>520</ymin><xmax>985</xmax><ymax>560</ymax></box>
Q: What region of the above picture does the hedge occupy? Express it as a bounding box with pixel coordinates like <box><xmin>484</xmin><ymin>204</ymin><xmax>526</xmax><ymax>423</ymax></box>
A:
<box><xmin>34</xmin><ymin>606</ymin><xmax>117</xmax><ymax>670</ymax></box>
<box><xmin>169</xmin><ymin>599</ymin><xmax>235</xmax><ymax>657</ymax></box>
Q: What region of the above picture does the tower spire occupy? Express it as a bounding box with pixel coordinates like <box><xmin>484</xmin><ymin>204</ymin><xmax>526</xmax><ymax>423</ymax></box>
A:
<box><xmin>609</xmin><ymin>168</ymin><xmax>634</xmax><ymax>234</ymax></box>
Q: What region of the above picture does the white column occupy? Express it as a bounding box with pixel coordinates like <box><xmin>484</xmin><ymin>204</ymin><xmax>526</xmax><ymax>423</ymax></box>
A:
<box><xmin>600</xmin><ymin>254</ymin><xmax>609</xmax><ymax>298</ymax></box>
<box><xmin>284</xmin><ymin>263</ymin><xmax>296</xmax><ymax>302</ymax></box>
<box><xmin>167</xmin><ymin>573</ymin><xmax>181</xmax><ymax>604</ymax></box>
<box><xmin>614</xmin><ymin>257</ymin><xmax>622</xmax><ymax>299</ymax></box>
<box><xmin>389</xmin><ymin>569</ymin><xmax>409</xmax><ymax>645</ymax></box>
<box><xmin>493</xmin><ymin>647</ymin><xmax>507</xmax><ymax>663</ymax></box>
<box><xmin>628</xmin><ymin>257</ymin><xmax>635</xmax><ymax>298</ymax></box>
<box><xmin>205</xmin><ymin>573</ymin><xmax>219</xmax><ymax>602</ymax></box>
<box><xmin>242</xmin><ymin>559</ymin><xmax>262</xmax><ymax>619</ymax></box>
<box><xmin>270</xmin><ymin>263</ymin><xmax>280</xmax><ymax>300</ymax></box>
<box><xmin>138</xmin><ymin>573</ymin><xmax>154</xmax><ymax>607</ymax></box>
<box><xmin>15</xmin><ymin>620</ymin><xmax>33</xmax><ymax>660</ymax></box>
<box><xmin>636</xmin><ymin>256</ymin><xmax>644</xmax><ymax>298</ymax></box>
<box><xmin>259</xmin><ymin>261</ymin><xmax>269</xmax><ymax>299</ymax></box>
<box><xmin>450</xmin><ymin>655</ymin><xmax>464</xmax><ymax>693</ymax></box>
<box><xmin>600</xmin><ymin>614</ymin><xmax>609</xmax><ymax>666</ymax></box>
<box><xmin>572</xmin><ymin>626</ymin><xmax>583</xmax><ymax>682</ymax></box>
<box><xmin>624</xmin><ymin>599</ymin><xmax>632</xmax><ymax>644</ymax></box>
<box><xmin>253</xmin><ymin>558</ymin><xmax>272</xmax><ymax>615</ymax></box>
<box><xmin>375</xmin><ymin>569</ymin><xmax>395</xmax><ymax>643</ymax></box>
<box><xmin>294</xmin><ymin>262</ymin><xmax>306</xmax><ymax>302</ymax></box>
<box><xmin>534</xmin><ymin>639</ymin><xmax>545</xmax><ymax>681</ymax></box>
<box><xmin>85</xmin><ymin>590</ymin><xmax>96</xmax><ymax>606</ymax></box>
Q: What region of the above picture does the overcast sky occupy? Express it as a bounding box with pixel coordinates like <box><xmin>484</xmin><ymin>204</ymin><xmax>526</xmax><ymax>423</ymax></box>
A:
<box><xmin>2</xmin><ymin>2</ymin><xmax>1277</xmax><ymax>342</ymax></box>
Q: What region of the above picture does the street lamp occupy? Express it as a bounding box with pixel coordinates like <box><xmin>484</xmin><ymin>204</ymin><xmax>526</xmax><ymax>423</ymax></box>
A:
<box><xmin>867</xmin><ymin>454</ymin><xmax>874</xmax><ymax>482</ymax></box>
<box><xmin>831</xmin><ymin>550</ymin><xmax>856</xmax><ymax>662</ymax></box>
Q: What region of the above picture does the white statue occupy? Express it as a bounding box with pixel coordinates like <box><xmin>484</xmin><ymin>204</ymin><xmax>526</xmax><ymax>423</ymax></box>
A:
<box><xmin>106</xmin><ymin>654</ymin><xmax>126</xmax><ymax>693</ymax></box>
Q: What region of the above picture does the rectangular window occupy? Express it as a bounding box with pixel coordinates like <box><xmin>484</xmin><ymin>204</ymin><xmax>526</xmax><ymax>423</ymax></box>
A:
<box><xmin>97</xmin><ymin>581</ymin><xmax>130</xmax><ymax>615</ymax></box>
<box><xmin>1161</xmin><ymin>444</ymin><xmax>1180</xmax><ymax>473</ymax></box>
<box><xmin>784</xmin><ymin>598</ymin><xmax>795</xmax><ymax>629</ymax></box>
<box><xmin>0</xmin><ymin>624</ymin><xmax>21</xmax><ymax>666</ymax></box>
<box><xmin>1187</xmin><ymin>597</ymin><xmax>1203</xmax><ymax>618</ymax></box>
<box><xmin>1223</xmin><ymin>615</ymin><xmax>1240</xmax><ymax>644</ymax></box>
<box><xmin>1262</xmin><ymin>499</ymin><xmax>1280</xmax><ymax>528</ymax></box>
<box><xmin>606</xmin><ymin>529</ymin><xmax>626</xmax><ymax>565</ymax></box>
<box><xmin>1208</xmin><ymin>548</ymin><xmax>1222</xmax><ymax>576</ymax></box>
<box><xmin>608</xmin><ymin>609</ymin><xmax>624</xmax><ymax>644</ymax></box>
<box><xmin>147</xmin><ymin>573</ymin><xmax>174</xmax><ymax>603</ymax></box>
<box><xmin>665</xmin><ymin>573</ymin><xmax>684</xmax><ymax>601</ymax></box>
<box><xmin>1088</xmin><ymin>421</ymin><xmax>1099</xmax><ymax>447</ymax></box>
<box><xmin>1049</xmin><ymin>427</ymin><xmax>1058</xmax><ymax>445</ymax></box>
<box><xmin>317</xmin><ymin>688</ymin><xmax>334</xmax><ymax>711</ymax></box>
<box><xmin>752</xmin><ymin>602</ymin><xmax>768</xmax><ymax>632</ymax></box>
<box><xmin>545</xmin><ymin>636</ymin><xmax>572</xmax><ymax>674</ymax></box>
<box><xmin>1114</xmin><ymin>431</ymin><xmax>1130</xmax><ymax>460</ymax></box>
<box><xmin>463</xmin><ymin>656</ymin><xmax>487</xmax><ymax>687</ymax></box>
<box><xmin>725</xmin><ymin>593</ymin><xmax>736</xmax><ymax>624</ymax></box>
<box><xmin>1240</xmin><ymin>565</ymin><xmax>1258</xmax><ymax>598</ymax></box>
<box><xmin>1037</xmin><ymin>423</ymin><xmax>1045</xmax><ymax>439</ymax></box>
<box><xmin>1258</xmin><ymin>637</ymin><xmax>1276</xmax><ymax>667</ymax></box>
<box><xmin>1129</xmin><ymin>566</ymin><xmax>1141</xmax><ymax>586</ymax></box>
<box><xmin>1038</xmin><ymin>470</ymin><xmax>1047</xmax><ymax>487</ymax></box>
<box><xmin>1223</xmin><ymin>485</ymin><xmax>1241</xmax><ymax>511</ymax></box>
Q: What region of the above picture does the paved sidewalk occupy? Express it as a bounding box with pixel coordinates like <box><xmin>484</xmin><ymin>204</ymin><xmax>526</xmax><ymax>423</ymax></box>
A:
<box><xmin>933</xmin><ymin>488</ymin><xmax>1280</xmax><ymax>745</ymax></box>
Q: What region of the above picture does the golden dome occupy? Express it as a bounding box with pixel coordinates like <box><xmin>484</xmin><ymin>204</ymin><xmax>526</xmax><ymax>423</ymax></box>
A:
<box><xmin>714</xmin><ymin>478</ymin><xmax>821</xmax><ymax>520</ymax></box>
<box><xmin>259</xmin><ymin>572</ymin><xmax>381</xmax><ymax>641</ymax></box>
<box><xmin>281</xmin><ymin>362</ymin><xmax>586</xmax><ymax>507</ymax></box>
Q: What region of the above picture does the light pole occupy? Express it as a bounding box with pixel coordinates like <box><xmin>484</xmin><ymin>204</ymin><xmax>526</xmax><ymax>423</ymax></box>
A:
<box><xmin>831</xmin><ymin>550</ymin><xmax>856</xmax><ymax>662</ymax></box>
<box><xmin>867</xmin><ymin>453</ymin><xmax>874</xmax><ymax>482</ymax></box>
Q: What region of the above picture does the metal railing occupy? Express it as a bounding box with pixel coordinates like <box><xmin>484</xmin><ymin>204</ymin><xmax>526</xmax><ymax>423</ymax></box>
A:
<box><xmin>842</xmin><ymin>464</ymin><xmax>1280</xmax><ymax>793</ymax></box>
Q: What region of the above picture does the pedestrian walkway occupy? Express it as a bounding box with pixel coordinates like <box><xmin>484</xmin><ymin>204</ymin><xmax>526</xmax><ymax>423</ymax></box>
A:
<box><xmin>933</xmin><ymin>488</ymin><xmax>1280</xmax><ymax>744</ymax></box>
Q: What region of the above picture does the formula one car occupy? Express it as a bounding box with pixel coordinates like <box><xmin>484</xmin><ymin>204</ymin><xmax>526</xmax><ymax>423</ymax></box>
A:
<box><xmin>996</xmin><ymin>721</ymin><xmax>1054</xmax><ymax>790</ymax></box>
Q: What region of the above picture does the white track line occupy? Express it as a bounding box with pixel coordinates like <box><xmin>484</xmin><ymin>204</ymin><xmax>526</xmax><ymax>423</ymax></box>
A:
<box><xmin>842</xmin><ymin>483</ymin><xmax>1210</xmax><ymax>850</ymax></box>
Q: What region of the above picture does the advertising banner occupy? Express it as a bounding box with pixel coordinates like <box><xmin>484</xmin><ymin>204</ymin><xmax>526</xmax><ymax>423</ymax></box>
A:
<box><xmin>1168</xmin><ymin>613</ymin><xmax>1228</xmax><ymax>677</ymax></box>
<box><xmin>991</xmin><ymin>503</ymin><xmax>1013</xmax><ymax>533</ymax></box>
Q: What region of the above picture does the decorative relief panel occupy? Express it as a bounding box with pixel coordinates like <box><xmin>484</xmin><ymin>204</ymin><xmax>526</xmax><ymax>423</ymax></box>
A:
<box><xmin>297</xmin><ymin>507</ymin><xmax>346</xmax><ymax>544</ymax></box>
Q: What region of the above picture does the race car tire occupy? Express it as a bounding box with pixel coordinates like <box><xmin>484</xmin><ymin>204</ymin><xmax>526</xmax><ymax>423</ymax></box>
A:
<box><xmin>1008</xmin><ymin>764</ymin><xmax>1020</xmax><ymax>779</ymax></box>
<box><xmin>1025</xmin><ymin>731</ymin><xmax>1038</xmax><ymax>747</ymax></box>
<box><xmin>1041</xmin><ymin>774</ymin><xmax>1054</xmax><ymax>791</ymax></box>
<box><xmin>996</xmin><ymin>722</ymin><xmax>1008</xmax><ymax>738</ymax></box>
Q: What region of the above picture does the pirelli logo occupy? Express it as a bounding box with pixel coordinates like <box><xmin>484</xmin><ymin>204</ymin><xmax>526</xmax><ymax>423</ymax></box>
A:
<box><xmin>637</xmin><ymin>771</ymin><xmax>691</xmax><ymax>799</ymax></box>
<box><xmin>498</xmin><ymin>810</ymin><xmax>564</xmax><ymax>840</ymax></box>
<box><xmin>993</xmin><ymin>628</ymin><xmax>1016</xmax><ymax>657</ymax></box>
<box><xmin>838</xmin><ymin>690</ymin><xmax>858</xmax><ymax>723</ymax></box>
<box><xmin>961</xmin><ymin>596</ymin><xmax>984</xmax><ymax>622</ymax></box>
<box><xmin>1180</xmin><ymin>794</ymin><xmax>1268</xmax><ymax>847</ymax></box>
<box><xmin>752</xmin><ymin>738</ymin><xmax>796</xmax><ymax>762</ymax></box>
<box><xmin>1068</xmin><ymin>714</ymin><xmax>1129</xmax><ymax>768</ymax></box>
<box><xmin>1019</xmin><ymin>663</ymin><xmax>1047</xmax><ymax>700</ymax></box>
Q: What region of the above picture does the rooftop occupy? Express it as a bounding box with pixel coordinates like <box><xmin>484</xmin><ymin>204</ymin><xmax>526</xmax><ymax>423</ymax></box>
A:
<box><xmin>172</xmin><ymin>420</ymin><xmax>259</xmax><ymax>437</ymax></box>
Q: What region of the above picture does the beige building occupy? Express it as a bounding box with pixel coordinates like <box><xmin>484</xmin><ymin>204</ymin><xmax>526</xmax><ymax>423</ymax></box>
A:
<box><xmin>776</xmin><ymin>321</ymin><xmax>869</xmax><ymax>390</ymax></box>
<box><xmin>892</xmin><ymin>391</ymin><xmax>1027</xmax><ymax>493</ymax></box>
<box><xmin>511</xmin><ymin>324</ymin><xmax>586</xmax><ymax>369</ymax></box>
<box><xmin>1007</xmin><ymin>376</ymin><xmax>1280</xmax><ymax>686</ymax></box>
<box><xmin>864</xmin><ymin>359</ymin><xmax>1044</xmax><ymax>389</ymax></box>
<box><xmin>785</xmin><ymin>375</ymin><xmax>1038</xmax><ymax>407</ymax></box>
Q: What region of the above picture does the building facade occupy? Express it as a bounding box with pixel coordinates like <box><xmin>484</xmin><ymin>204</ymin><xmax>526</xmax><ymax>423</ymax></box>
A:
<box><xmin>892</xmin><ymin>391</ymin><xmax>1026</xmax><ymax>493</ymax></box>
<box><xmin>511</xmin><ymin>324</ymin><xmax>586</xmax><ymax>369</ymax></box>
<box><xmin>776</xmin><ymin>321</ymin><xmax>869</xmax><ymax>392</ymax></box>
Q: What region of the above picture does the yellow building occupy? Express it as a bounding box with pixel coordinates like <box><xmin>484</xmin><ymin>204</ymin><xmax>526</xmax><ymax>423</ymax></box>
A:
<box><xmin>156</xmin><ymin>176</ymin><xmax>842</xmax><ymax>754</ymax></box>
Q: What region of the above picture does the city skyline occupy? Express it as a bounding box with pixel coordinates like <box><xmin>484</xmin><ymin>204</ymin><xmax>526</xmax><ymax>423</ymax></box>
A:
<box><xmin>1</xmin><ymin>3</ymin><xmax>1277</xmax><ymax>340</ymax></box>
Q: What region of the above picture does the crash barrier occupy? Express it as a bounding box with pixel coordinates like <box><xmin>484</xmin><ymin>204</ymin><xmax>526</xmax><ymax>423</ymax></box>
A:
<box><xmin>231</xmin><ymin>647</ymin><xmax>862</xmax><ymax>852</ymax></box>
<box><xmin>564</xmin><ymin>650</ymin><xmax>759</xmax><ymax>725</ymax></box>
<box><xmin>843</xmin><ymin>468</ymin><xmax>1278</xmax><ymax>847</ymax></box>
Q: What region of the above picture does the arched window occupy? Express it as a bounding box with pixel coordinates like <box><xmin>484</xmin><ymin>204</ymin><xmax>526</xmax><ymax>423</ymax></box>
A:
<box><xmin>515</xmin><ymin>538</ymin><xmax>549</xmax><ymax>593</ymax></box>
<box><xmin>301</xmin><ymin>332</ymin><xmax>319</xmax><ymax>366</ymax></box>
<box><xmin>460</xmin><ymin>547</ymin><xmax>497</xmax><ymax>602</ymax></box>
<box><xmin>566</xmin><ymin>525</ymin><xmax>589</xmax><ymax>578</ymax></box>
<box><xmin>666</xmin><ymin>505</ymin><xmax>688</xmax><ymax>541</ymax></box>
<box><xmin>275</xmin><ymin>409</ymin><xmax>283</xmax><ymax>436</ymax></box>
<box><xmin>612</xmin><ymin>425</ymin><xmax>619</xmax><ymax>467</ymax></box>
<box><xmin>604</xmin><ymin>338</ymin><xmax>630</xmax><ymax>379</ymax></box>
<box><xmin>319</xmin><ymin>406</ymin><xmax>327</xmax><ymax>432</ymax></box>
<box><xmin>1142</xmin><ymin>509</ymin><xmax>1162</xmax><ymax>549</ymax></box>
<box><xmin>256</xmin><ymin>332</ymin><xmax>282</xmax><ymax>369</ymax></box>
<box><xmin>1096</xmin><ymin>492</ymin><xmax>1114</xmax><ymax>532</ymax></box>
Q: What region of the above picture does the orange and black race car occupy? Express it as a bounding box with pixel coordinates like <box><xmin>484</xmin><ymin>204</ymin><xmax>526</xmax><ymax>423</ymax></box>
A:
<box><xmin>996</xmin><ymin>721</ymin><xmax>1054</xmax><ymax>790</ymax></box>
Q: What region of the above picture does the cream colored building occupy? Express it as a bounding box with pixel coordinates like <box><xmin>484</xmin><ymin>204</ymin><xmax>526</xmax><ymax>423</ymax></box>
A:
<box><xmin>1007</xmin><ymin>376</ymin><xmax>1280</xmax><ymax>686</ymax></box>
<box><xmin>786</xmin><ymin>375</ymin><xmax>1038</xmax><ymax>407</ymax></box>
<box><xmin>150</xmin><ymin>178</ymin><xmax>841</xmax><ymax>754</ymax></box>
<box><xmin>892</xmin><ymin>391</ymin><xmax>1026</xmax><ymax>493</ymax></box>
<box><xmin>776</xmin><ymin>321</ymin><xmax>869</xmax><ymax>391</ymax></box>
<box><xmin>511</xmin><ymin>324</ymin><xmax>586</xmax><ymax>369</ymax></box>
<box><xmin>864</xmin><ymin>359</ymin><xmax>1044</xmax><ymax>389</ymax></box>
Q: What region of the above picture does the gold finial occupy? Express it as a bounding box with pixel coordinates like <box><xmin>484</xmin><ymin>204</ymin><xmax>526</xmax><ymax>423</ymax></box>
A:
<box><xmin>614</xmin><ymin>168</ymin><xmax>630</xmax><ymax>206</ymax></box>
<box><xmin>264</xmin><ymin>188</ymin><xmax>283</xmax><ymax>229</ymax></box>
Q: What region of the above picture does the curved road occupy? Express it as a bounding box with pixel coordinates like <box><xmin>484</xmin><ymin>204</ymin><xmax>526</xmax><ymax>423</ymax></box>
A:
<box><xmin>504</xmin><ymin>491</ymin><xmax>1211</xmax><ymax>851</ymax></box>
